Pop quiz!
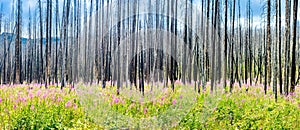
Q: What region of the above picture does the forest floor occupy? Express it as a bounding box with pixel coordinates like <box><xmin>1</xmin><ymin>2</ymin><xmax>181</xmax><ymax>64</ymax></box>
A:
<box><xmin>0</xmin><ymin>82</ymin><xmax>300</xmax><ymax>129</ymax></box>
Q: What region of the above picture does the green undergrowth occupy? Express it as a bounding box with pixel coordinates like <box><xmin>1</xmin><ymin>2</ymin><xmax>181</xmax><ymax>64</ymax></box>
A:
<box><xmin>1</xmin><ymin>83</ymin><xmax>300</xmax><ymax>129</ymax></box>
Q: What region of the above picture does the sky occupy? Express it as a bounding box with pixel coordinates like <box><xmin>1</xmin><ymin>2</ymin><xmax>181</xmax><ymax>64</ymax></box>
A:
<box><xmin>0</xmin><ymin>0</ymin><xmax>263</xmax><ymax>18</ymax></box>
<box><xmin>0</xmin><ymin>0</ymin><xmax>299</xmax><ymax>37</ymax></box>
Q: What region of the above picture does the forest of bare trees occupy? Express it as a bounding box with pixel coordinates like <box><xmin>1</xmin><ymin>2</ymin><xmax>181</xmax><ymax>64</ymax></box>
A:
<box><xmin>0</xmin><ymin>0</ymin><xmax>299</xmax><ymax>97</ymax></box>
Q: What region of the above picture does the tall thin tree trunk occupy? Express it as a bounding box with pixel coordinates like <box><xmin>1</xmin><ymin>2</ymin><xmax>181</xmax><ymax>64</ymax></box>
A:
<box><xmin>284</xmin><ymin>0</ymin><xmax>291</xmax><ymax>95</ymax></box>
<box><xmin>274</xmin><ymin>0</ymin><xmax>279</xmax><ymax>101</ymax></box>
<box><xmin>38</xmin><ymin>0</ymin><xmax>43</xmax><ymax>84</ymax></box>
<box><xmin>84</xmin><ymin>0</ymin><xmax>88</xmax><ymax>82</ymax></box>
<box><xmin>64</xmin><ymin>0</ymin><xmax>71</xmax><ymax>85</ymax></box>
<box><xmin>279</xmin><ymin>0</ymin><xmax>283</xmax><ymax>94</ymax></box>
<box><xmin>55</xmin><ymin>0</ymin><xmax>59</xmax><ymax>85</ymax></box>
<box><xmin>95</xmin><ymin>0</ymin><xmax>100</xmax><ymax>83</ymax></box>
<box><xmin>205</xmin><ymin>0</ymin><xmax>210</xmax><ymax>84</ymax></box>
<box><xmin>88</xmin><ymin>0</ymin><xmax>93</xmax><ymax>83</ymax></box>
<box><xmin>265</xmin><ymin>0</ymin><xmax>271</xmax><ymax>94</ymax></box>
<box><xmin>230</xmin><ymin>0</ymin><xmax>236</xmax><ymax>92</ymax></box>
<box><xmin>14</xmin><ymin>0</ymin><xmax>21</xmax><ymax>84</ymax></box>
<box><xmin>46</xmin><ymin>0</ymin><xmax>50</xmax><ymax>88</ymax></box>
<box><xmin>224</xmin><ymin>0</ymin><xmax>228</xmax><ymax>91</ymax></box>
<box><xmin>290</xmin><ymin>0</ymin><xmax>298</xmax><ymax>92</ymax></box>
<box><xmin>117</xmin><ymin>0</ymin><xmax>121</xmax><ymax>95</ymax></box>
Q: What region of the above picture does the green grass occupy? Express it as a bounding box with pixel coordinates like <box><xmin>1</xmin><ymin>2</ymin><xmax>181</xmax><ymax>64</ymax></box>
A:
<box><xmin>0</xmin><ymin>84</ymin><xmax>100</xmax><ymax>129</ymax></box>
<box><xmin>179</xmin><ymin>85</ymin><xmax>300</xmax><ymax>129</ymax></box>
<box><xmin>0</xmin><ymin>83</ymin><xmax>300</xmax><ymax>129</ymax></box>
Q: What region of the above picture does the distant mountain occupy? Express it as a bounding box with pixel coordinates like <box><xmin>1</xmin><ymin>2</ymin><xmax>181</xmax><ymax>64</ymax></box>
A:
<box><xmin>0</xmin><ymin>32</ymin><xmax>60</xmax><ymax>45</ymax></box>
<box><xmin>0</xmin><ymin>32</ymin><xmax>28</xmax><ymax>45</ymax></box>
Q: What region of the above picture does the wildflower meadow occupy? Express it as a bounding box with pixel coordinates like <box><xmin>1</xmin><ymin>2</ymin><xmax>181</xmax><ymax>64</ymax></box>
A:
<box><xmin>0</xmin><ymin>0</ymin><xmax>299</xmax><ymax>129</ymax></box>
<box><xmin>1</xmin><ymin>82</ymin><xmax>300</xmax><ymax>129</ymax></box>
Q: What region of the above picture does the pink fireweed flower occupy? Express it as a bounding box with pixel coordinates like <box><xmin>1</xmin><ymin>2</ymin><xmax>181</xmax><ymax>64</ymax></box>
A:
<box><xmin>241</xmin><ymin>99</ymin><xmax>245</xmax><ymax>103</ymax></box>
<box><xmin>298</xmin><ymin>103</ymin><xmax>300</xmax><ymax>108</ymax></box>
<box><xmin>29</xmin><ymin>93</ymin><xmax>34</xmax><ymax>99</ymax></box>
<box><xmin>289</xmin><ymin>92</ymin><xmax>295</xmax><ymax>97</ymax></box>
<box><xmin>161</xmin><ymin>96</ymin><xmax>165</xmax><ymax>101</ymax></box>
<box><xmin>42</xmin><ymin>93</ymin><xmax>47</xmax><ymax>99</ymax></box>
<box><xmin>57</xmin><ymin>96</ymin><xmax>62</xmax><ymax>102</ymax></box>
<box><xmin>180</xmin><ymin>95</ymin><xmax>183</xmax><ymax>99</ymax></box>
<box><xmin>32</xmin><ymin>84</ymin><xmax>37</xmax><ymax>87</ymax></box>
<box><xmin>144</xmin><ymin>108</ymin><xmax>147</xmax><ymax>114</ymax></box>
<box><xmin>70</xmin><ymin>85</ymin><xmax>75</xmax><ymax>92</ymax></box>
<box><xmin>73</xmin><ymin>104</ymin><xmax>78</xmax><ymax>109</ymax></box>
<box><xmin>112</xmin><ymin>94</ymin><xmax>115</xmax><ymax>99</ymax></box>
<box><xmin>114</xmin><ymin>98</ymin><xmax>119</xmax><ymax>104</ymax></box>
<box><xmin>19</xmin><ymin>97</ymin><xmax>27</xmax><ymax>102</ymax></box>
<box><xmin>65</xmin><ymin>100</ymin><xmax>72</xmax><ymax>108</ymax></box>
<box><xmin>37</xmin><ymin>90</ymin><xmax>41</xmax><ymax>97</ymax></box>
<box><xmin>172</xmin><ymin>99</ymin><xmax>177</xmax><ymax>105</ymax></box>
<box><xmin>30</xmin><ymin>105</ymin><xmax>35</xmax><ymax>110</ymax></box>
<box><xmin>13</xmin><ymin>104</ymin><xmax>17</xmax><ymax>109</ymax></box>
<box><xmin>14</xmin><ymin>99</ymin><xmax>19</xmax><ymax>104</ymax></box>
<box><xmin>0</xmin><ymin>98</ymin><xmax>2</xmax><ymax>103</ymax></box>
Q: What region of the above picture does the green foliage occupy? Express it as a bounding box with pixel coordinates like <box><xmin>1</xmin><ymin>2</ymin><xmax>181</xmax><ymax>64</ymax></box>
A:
<box><xmin>77</xmin><ymin>83</ymin><xmax>197</xmax><ymax>129</ymax></box>
<box><xmin>179</xmin><ymin>85</ymin><xmax>300</xmax><ymax>129</ymax></box>
<box><xmin>1</xmin><ymin>83</ymin><xmax>300</xmax><ymax>129</ymax></box>
<box><xmin>0</xmin><ymin>85</ymin><xmax>98</xmax><ymax>129</ymax></box>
